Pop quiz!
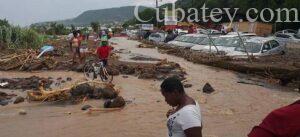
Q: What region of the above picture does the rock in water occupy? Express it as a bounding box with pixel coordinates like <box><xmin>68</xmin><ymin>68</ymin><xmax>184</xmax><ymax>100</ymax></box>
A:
<box><xmin>0</xmin><ymin>91</ymin><xmax>8</xmax><ymax>97</ymax></box>
<box><xmin>104</xmin><ymin>96</ymin><xmax>126</xmax><ymax>108</ymax></box>
<box><xmin>0</xmin><ymin>100</ymin><xmax>9</xmax><ymax>106</ymax></box>
<box><xmin>70</xmin><ymin>83</ymin><xmax>94</xmax><ymax>97</ymax></box>
<box><xmin>14</xmin><ymin>96</ymin><xmax>25</xmax><ymax>104</ymax></box>
<box><xmin>203</xmin><ymin>83</ymin><xmax>215</xmax><ymax>94</ymax></box>
<box><xmin>81</xmin><ymin>105</ymin><xmax>92</xmax><ymax>110</ymax></box>
<box><xmin>66</xmin><ymin>77</ymin><xmax>72</xmax><ymax>81</ymax></box>
<box><xmin>19</xmin><ymin>109</ymin><xmax>27</xmax><ymax>115</ymax></box>
<box><xmin>184</xmin><ymin>84</ymin><xmax>193</xmax><ymax>88</ymax></box>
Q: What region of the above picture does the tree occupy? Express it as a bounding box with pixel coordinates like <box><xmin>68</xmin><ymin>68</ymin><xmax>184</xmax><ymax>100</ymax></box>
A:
<box><xmin>0</xmin><ymin>19</ymin><xmax>10</xmax><ymax>27</ymax></box>
<box><xmin>90</xmin><ymin>22</ymin><xmax>100</xmax><ymax>32</ymax></box>
<box><xmin>71</xmin><ymin>24</ymin><xmax>76</xmax><ymax>31</ymax></box>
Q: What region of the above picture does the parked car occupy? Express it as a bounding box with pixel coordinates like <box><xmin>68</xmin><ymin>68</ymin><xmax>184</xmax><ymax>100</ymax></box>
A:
<box><xmin>191</xmin><ymin>33</ymin><xmax>256</xmax><ymax>53</ymax></box>
<box><xmin>227</xmin><ymin>32</ymin><xmax>257</xmax><ymax>36</ymax></box>
<box><xmin>190</xmin><ymin>37</ymin><xmax>218</xmax><ymax>51</ymax></box>
<box><xmin>228</xmin><ymin>37</ymin><xmax>286</xmax><ymax>57</ymax></box>
<box><xmin>276</xmin><ymin>29</ymin><xmax>298</xmax><ymax>34</ymax></box>
<box><xmin>197</xmin><ymin>29</ymin><xmax>222</xmax><ymax>35</ymax></box>
<box><xmin>148</xmin><ymin>33</ymin><xmax>166</xmax><ymax>43</ymax></box>
<box><xmin>168</xmin><ymin>34</ymin><xmax>207</xmax><ymax>48</ymax></box>
<box><xmin>274</xmin><ymin>32</ymin><xmax>300</xmax><ymax>44</ymax></box>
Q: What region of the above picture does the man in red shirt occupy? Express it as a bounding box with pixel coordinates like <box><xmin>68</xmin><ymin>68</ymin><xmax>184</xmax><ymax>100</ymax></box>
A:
<box><xmin>248</xmin><ymin>100</ymin><xmax>300</xmax><ymax>137</ymax></box>
<box><xmin>95</xmin><ymin>39</ymin><xmax>111</xmax><ymax>67</ymax></box>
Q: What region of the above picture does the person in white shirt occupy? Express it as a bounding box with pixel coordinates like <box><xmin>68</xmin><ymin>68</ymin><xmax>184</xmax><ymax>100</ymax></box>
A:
<box><xmin>160</xmin><ymin>77</ymin><xmax>202</xmax><ymax>137</ymax></box>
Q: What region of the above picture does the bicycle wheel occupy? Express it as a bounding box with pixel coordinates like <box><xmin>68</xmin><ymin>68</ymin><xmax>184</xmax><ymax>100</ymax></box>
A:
<box><xmin>83</xmin><ymin>65</ymin><xmax>96</xmax><ymax>81</ymax></box>
<box><xmin>99</xmin><ymin>67</ymin><xmax>113</xmax><ymax>83</ymax></box>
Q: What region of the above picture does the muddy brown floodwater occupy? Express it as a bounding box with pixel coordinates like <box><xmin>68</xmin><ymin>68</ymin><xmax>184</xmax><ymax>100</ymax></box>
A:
<box><xmin>0</xmin><ymin>37</ymin><xmax>300</xmax><ymax>137</ymax></box>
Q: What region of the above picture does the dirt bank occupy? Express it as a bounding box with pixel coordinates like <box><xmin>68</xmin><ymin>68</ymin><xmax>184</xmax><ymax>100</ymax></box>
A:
<box><xmin>138</xmin><ymin>40</ymin><xmax>300</xmax><ymax>89</ymax></box>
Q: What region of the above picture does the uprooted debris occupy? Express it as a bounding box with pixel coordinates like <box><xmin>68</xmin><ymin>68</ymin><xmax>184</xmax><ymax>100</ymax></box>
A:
<box><xmin>137</xmin><ymin>43</ymin><xmax>156</xmax><ymax>48</ymax></box>
<box><xmin>0</xmin><ymin>76</ymin><xmax>53</xmax><ymax>90</ymax></box>
<box><xmin>153</xmin><ymin>42</ymin><xmax>300</xmax><ymax>89</ymax></box>
<box><xmin>0</xmin><ymin>50</ymin><xmax>64</xmax><ymax>71</ymax></box>
<box><xmin>130</xmin><ymin>54</ymin><xmax>161</xmax><ymax>61</ymax></box>
<box><xmin>108</xmin><ymin>59</ymin><xmax>186</xmax><ymax>80</ymax></box>
<box><xmin>27</xmin><ymin>81</ymin><xmax>124</xmax><ymax>106</ymax></box>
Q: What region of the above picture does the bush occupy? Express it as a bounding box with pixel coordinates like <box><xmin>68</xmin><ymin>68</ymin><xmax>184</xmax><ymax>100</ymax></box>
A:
<box><xmin>0</xmin><ymin>26</ymin><xmax>43</xmax><ymax>49</ymax></box>
<box><xmin>19</xmin><ymin>29</ymin><xmax>43</xmax><ymax>49</ymax></box>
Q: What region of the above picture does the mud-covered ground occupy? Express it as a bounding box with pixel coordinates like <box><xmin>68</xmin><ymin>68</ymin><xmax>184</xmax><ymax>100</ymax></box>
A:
<box><xmin>0</xmin><ymin>37</ymin><xmax>299</xmax><ymax>137</ymax></box>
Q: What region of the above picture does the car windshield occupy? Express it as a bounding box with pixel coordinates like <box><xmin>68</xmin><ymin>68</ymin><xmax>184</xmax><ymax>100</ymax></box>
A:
<box><xmin>192</xmin><ymin>37</ymin><xmax>206</xmax><ymax>44</ymax></box>
<box><xmin>214</xmin><ymin>37</ymin><xmax>242</xmax><ymax>47</ymax></box>
<box><xmin>150</xmin><ymin>34</ymin><xmax>160</xmax><ymax>38</ymax></box>
<box><xmin>180</xmin><ymin>36</ymin><xmax>194</xmax><ymax>43</ymax></box>
<box><xmin>197</xmin><ymin>37</ymin><xmax>216</xmax><ymax>45</ymax></box>
<box><xmin>235</xmin><ymin>42</ymin><xmax>262</xmax><ymax>53</ymax></box>
<box><xmin>175</xmin><ymin>36</ymin><xmax>184</xmax><ymax>41</ymax></box>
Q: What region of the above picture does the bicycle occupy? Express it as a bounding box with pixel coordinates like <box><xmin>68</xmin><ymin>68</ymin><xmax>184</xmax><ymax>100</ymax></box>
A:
<box><xmin>83</xmin><ymin>60</ymin><xmax>113</xmax><ymax>83</ymax></box>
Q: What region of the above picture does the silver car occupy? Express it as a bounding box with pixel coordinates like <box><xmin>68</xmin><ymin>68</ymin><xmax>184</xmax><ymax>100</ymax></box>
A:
<box><xmin>228</xmin><ymin>37</ymin><xmax>286</xmax><ymax>57</ymax></box>
<box><xmin>274</xmin><ymin>32</ymin><xmax>300</xmax><ymax>44</ymax></box>
<box><xmin>168</xmin><ymin>34</ymin><xmax>207</xmax><ymax>48</ymax></box>
<box><xmin>148</xmin><ymin>33</ymin><xmax>166</xmax><ymax>43</ymax></box>
<box><xmin>191</xmin><ymin>33</ymin><xmax>256</xmax><ymax>53</ymax></box>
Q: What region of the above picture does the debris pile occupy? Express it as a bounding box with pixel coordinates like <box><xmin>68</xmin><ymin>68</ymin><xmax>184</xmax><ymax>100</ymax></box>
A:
<box><xmin>130</xmin><ymin>54</ymin><xmax>161</xmax><ymax>61</ymax></box>
<box><xmin>0</xmin><ymin>76</ymin><xmax>53</xmax><ymax>90</ymax></box>
<box><xmin>110</xmin><ymin>59</ymin><xmax>186</xmax><ymax>80</ymax></box>
<box><xmin>27</xmin><ymin>81</ymin><xmax>126</xmax><ymax>108</ymax></box>
<box><xmin>154</xmin><ymin>43</ymin><xmax>300</xmax><ymax>88</ymax></box>
<box><xmin>0</xmin><ymin>49</ymin><xmax>68</xmax><ymax>71</ymax></box>
<box><xmin>0</xmin><ymin>50</ymin><xmax>37</xmax><ymax>70</ymax></box>
<box><xmin>137</xmin><ymin>43</ymin><xmax>156</xmax><ymax>48</ymax></box>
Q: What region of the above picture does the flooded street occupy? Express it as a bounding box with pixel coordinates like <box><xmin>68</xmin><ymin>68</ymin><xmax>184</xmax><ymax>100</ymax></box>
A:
<box><xmin>0</xmin><ymin>37</ymin><xmax>299</xmax><ymax>137</ymax></box>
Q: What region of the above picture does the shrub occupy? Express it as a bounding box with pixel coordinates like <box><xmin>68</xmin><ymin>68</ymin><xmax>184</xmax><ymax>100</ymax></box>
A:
<box><xmin>0</xmin><ymin>24</ymin><xmax>43</xmax><ymax>49</ymax></box>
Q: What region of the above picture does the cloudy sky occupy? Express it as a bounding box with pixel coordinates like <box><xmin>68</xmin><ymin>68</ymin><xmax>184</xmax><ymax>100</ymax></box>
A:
<box><xmin>0</xmin><ymin>0</ymin><xmax>176</xmax><ymax>26</ymax></box>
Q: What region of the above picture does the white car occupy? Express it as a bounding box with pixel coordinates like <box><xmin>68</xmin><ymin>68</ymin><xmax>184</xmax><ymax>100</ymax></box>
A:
<box><xmin>168</xmin><ymin>34</ymin><xmax>207</xmax><ymax>48</ymax></box>
<box><xmin>148</xmin><ymin>33</ymin><xmax>166</xmax><ymax>43</ymax></box>
<box><xmin>276</xmin><ymin>29</ymin><xmax>298</xmax><ymax>34</ymax></box>
<box><xmin>191</xmin><ymin>33</ymin><xmax>256</xmax><ymax>53</ymax></box>
<box><xmin>197</xmin><ymin>29</ymin><xmax>222</xmax><ymax>35</ymax></box>
<box><xmin>228</xmin><ymin>37</ymin><xmax>286</xmax><ymax>57</ymax></box>
<box><xmin>274</xmin><ymin>32</ymin><xmax>300</xmax><ymax>44</ymax></box>
<box><xmin>190</xmin><ymin>37</ymin><xmax>218</xmax><ymax>51</ymax></box>
<box><xmin>227</xmin><ymin>32</ymin><xmax>257</xmax><ymax>36</ymax></box>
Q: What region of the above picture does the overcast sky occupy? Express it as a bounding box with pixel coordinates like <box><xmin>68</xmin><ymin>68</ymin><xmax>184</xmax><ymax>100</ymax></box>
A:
<box><xmin>0</xmin><ymin>0</ymin><xmax>176</xmax><ymax>26</ymax></box>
